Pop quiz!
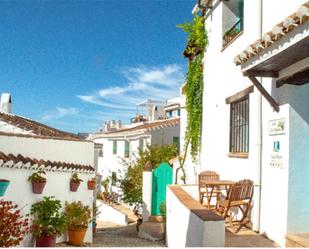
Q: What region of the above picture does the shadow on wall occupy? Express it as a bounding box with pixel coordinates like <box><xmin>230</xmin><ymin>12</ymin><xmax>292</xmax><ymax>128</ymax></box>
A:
<box><xmin>185</xmin><ymin>212</ymin><xmax>204</xmax><ymax>246</ymax></box>
<box><xmin>271</xmin><ymin>78</ymin><xmax>309</xmax><ymax>124</ymax></box>
<box><xmin>143</xmin><ymin>201</ymin><xmax>150</xmax><ymax>220</ymax></box>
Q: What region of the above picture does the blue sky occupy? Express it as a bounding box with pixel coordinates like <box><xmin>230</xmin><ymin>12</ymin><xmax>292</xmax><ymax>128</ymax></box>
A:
<box><xmin>0</xmin><ymin>0</ymin><xmax>195</xmax><ymax>133</ymax></box>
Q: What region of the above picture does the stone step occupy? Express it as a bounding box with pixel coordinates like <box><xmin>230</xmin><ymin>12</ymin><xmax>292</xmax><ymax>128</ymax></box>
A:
<box><xmin>148</xmin><ymin>215</ymin><xmax>164</xmax><ymax>223</ymax></box>
<box><xmin>110</xmin><ymin>203</ymin><xmax>137</xmax><ymax>223</ymax></box>
<box><xmin>138</xmin><ymin>221</ymin><xmax>165</xmax><ymax>241</ymax></box>
<box><xmin>286</xmin><ymin>233</ymin><xmax>309</xmax><ymax>247</ymax></box>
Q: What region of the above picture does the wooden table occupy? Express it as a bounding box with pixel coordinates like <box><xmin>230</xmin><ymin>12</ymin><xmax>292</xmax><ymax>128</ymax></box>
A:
<box><xmin>203</xmin><ymin>180</ymin><xmax>235</xmax><ymax>208</ymax></box>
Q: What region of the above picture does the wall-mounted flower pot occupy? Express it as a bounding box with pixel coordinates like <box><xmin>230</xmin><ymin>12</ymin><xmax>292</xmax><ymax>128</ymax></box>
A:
<box><xmin>92</xmin><ymin>221</ymin><xmax>97</xmax><ymax>234</ymax></box>
<box><xmin>70</xmin><ymin>181</ymin><xmax>80</xmax><ymax>192</ymax></box>
<box><xmin>0</xmin><ymin>179</ymin><xmax>10</xmax><ymax>196</ymax></box>
<box><xmin>32</xmin><ymin>181</ymin><xmax>46</xmax><ymax>194</ymax></box>
<box><xmin>87</xmin><ymin>180</ymin><xmax>96</xmax><ymax>190</ymax></box>
<box><xmin>68</xmin><ymin>228</ymin><xmax>87</xmax><ymax>246</ymax></box>
<box><xmin>36</xmin><ymin>234</ymin><xmax>57</xmax><ymax>247</ymax></box>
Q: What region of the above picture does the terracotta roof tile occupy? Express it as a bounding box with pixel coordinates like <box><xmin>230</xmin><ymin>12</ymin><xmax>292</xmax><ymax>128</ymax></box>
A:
<box><xmin>234</xmin><ymin>1</ymin><xmax>309</xmax><ymax>65</ymax></box>
<box><xmin>0</xmin><ymin>151</ymin><xmax>95</xmax><ymax>173</ymax></box>
<box><xmin>99</xmin><ymin>117</ymin><xmax>180</xmax><ymax>135</ymax></box>
<box><xmin>0</xmin><ymin>112</ymin><xmax>81</xmax><ymax>140</ymax></box>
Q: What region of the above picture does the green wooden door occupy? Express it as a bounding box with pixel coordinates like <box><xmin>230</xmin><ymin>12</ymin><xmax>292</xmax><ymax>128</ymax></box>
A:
<box><xmin>151</xmin><ymin>162</ymin><xmax>173</xmax><ymax>215</ymax></box>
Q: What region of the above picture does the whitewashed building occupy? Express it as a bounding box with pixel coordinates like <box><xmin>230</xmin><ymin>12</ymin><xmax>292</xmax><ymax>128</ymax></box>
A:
<box><xmin>182</xmin><ymin>0</ymin><xmax>309</xmax><ymax>247</ymax></box>
<box><xmin>89</xmin><ymin>99</ymin><xmax>181</xmax><ymax>196</ymax></box>
<box><xmin>0</xmin><ymin>93</ymin><xmax>96</xmax><ymax>246</ymax></box>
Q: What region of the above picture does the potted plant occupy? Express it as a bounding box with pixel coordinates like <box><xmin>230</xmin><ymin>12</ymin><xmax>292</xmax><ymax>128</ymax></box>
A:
<box><xmin>28</xmin><ymin>170</ymin><xmax>46</xmax><ymax>194</ymax></box>
<box><xmin>31</xmin><ymin>196</ymin><xmax>67</xmax><ymax>247</ymax></box>
<box><xmin>0</xmin><ymin>179</ymin><xmax>10</xmax><ymax>196</ymax></box>
<box><xmin>0</xmin><ymin>200</ymin><xmax>31</xmax><ymax>247</ymax></box>
<box><xmin>87</xmin><ymin>177</ymin><xmax>96</xmax><ymax>190</ymax></box>
<box><xmin>65</xmin><ymin>201</ymin><xmax>91</xmax><ymax>246</ymax></box>
<box><xmin>70</xmin><ymin>173</ymin><xmax>83</xmax><ymax>192</ymax></box>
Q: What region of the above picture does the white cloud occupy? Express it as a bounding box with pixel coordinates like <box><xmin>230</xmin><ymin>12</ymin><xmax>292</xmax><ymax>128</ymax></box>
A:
<box><xmin>77</xmin><ymin>64</ymin><xmax>184</xmax><ymax>112</ymax></box>
<box><xmin>41</xmin><ymin>107</ymin><xmax>79</xmax><ymax>121</ymax></box>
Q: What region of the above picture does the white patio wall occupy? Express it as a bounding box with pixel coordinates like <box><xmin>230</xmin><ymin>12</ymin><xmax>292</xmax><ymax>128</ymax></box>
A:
<box><xmin>166</xmin><ymin>185</ymin><xmax>224</xmax><ymax>247</ymax></box>
<box><xmin>0</xmin><ymin>134</ymin><xmax>95</xmax><ymax>246</ymax></box>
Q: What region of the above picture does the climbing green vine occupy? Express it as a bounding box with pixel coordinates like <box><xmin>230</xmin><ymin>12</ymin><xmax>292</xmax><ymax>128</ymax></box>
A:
<box><xmin>178</xmin><ymin>15</ymin><xmax>208</xmax><ymax>161</ymax></box>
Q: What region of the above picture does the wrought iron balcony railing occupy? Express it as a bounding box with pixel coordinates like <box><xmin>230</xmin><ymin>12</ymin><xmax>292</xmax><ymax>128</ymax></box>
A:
<box><xmin>222</xmin><ymin>19</ymin><xmax>243</xmax><ymax>48</ymax></box>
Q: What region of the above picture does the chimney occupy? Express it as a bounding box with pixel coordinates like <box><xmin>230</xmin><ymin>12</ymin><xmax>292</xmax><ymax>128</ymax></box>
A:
<box><xmin>116</xmin><ymin>120</ymin><xmax>121</xmax><ymax>129</ymax></box>
<box><xmin>0</xmin><ymin>93</ymin><xmax>12</xmax><ymax>114</ymax></box>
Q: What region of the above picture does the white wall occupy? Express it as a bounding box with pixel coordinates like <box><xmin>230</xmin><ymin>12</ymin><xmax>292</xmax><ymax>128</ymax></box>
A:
<box><xmin>0</xmin><ymin>134</ymin><xmax>95</xmax><ymax>246</ymax></box>
<box><xmin>198</xmin><ymin>0</ymin><xmax>307</xmax><ymax>246</ymax></box>
<box><xmin>0</xmin><ymin>134</ymin><xmax>94</xmax><ymax>165</ymax></box>
<box><xmin>96</xmin><ymin>200</ymin><xmax>128</xmax><ymax>225</ymax></box>
<box><xmin>166</xmin><ymin>186</ymin><xmax>224</xmax><ymax>247</ymax></box>
<box><xmin>149</xmin><ymin>124</ymin><xmax>180</xmax><ymax>147</ymax></box>
<box><xmin>93</xmin><ymin>124</ymin><xmax>179</xmax><ymax>196</ymax></box>
<box><xmin>0</xmin><ymin>167</ymin><xmax>95</xmax><ymax>246</ymax></box>
<box><xmin>200</xmin><ymin>0</ymin><xmax>261</xmax><ymax>230</ymax></box>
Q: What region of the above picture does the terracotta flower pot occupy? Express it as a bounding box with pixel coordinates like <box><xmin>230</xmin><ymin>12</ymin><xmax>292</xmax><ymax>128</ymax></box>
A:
<box><xmin>0</xmin><ymin>179</ymin><xmax>10</xmax><ymax>196</ymax></box>
<box><xmin>70</xmin><ymin>181</ymin><xmax>80</xmax><ymax>192</ymax></box>
<box><xmin>32</xmin><ymin>181</ymin><xmax>46</xmax><ymax>194</ymax></box>
<box><xmin>36</xmin><ymin>234</ymin><xmax>57</xmax><ymax>247</ymax></box>
<box><xmin>68</xmin><ymin>228</ymin><xmax>87</xmax><ymax>246</ymax></box>
<box><xmin>87</xmin><ymin>180</ymin><xmax>96</xmax><ymax>190</ymax></box>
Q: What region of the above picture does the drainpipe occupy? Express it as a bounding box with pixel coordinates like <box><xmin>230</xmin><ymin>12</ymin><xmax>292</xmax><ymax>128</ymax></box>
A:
<box><xmin>253</xmin><ymin>0</ymin><xmax>263</xmax><ymax>232</ymax></box>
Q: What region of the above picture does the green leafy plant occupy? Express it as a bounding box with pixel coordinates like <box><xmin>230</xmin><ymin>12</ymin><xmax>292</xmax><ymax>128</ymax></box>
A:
<box><xmin>177</xmin><ymin>15</ymin><xmax>208</xmax><ymax>161</ymax></box>
<box><xmin>28</xmin><ymin>170</ymin><xmax>46</xmax><ymax>183</ymax></box>
<box><xmin>0</xmin><ymin>200</ymin><xmax>31</xmax><ymax>247</ymax></box>
<box><xmin>70</xmin><ymin>173</ymin><xmax>83</xmax><ymax>183</ymax></box>
<box><xmin>30</xmin><ymin>196</ymin><xmax>67</xmax><ymax>238</ymax></box>
<box><xmin>160</xmin><ymin>202</ymin><xmax>166</xmax><ymax>222</ymax></box>
<box><xmin>65</xmin><ymin>201</ymin><xmax>91</xmax><ymax>230</ymax></box>
<box><xmin>120</xmin><ymin>144</ymin><xmax>177</xmax><ymax>207</ymax></box>
<box><xmin>101</xmin><ymin>178</ymin><xmax>110</xmax><ymax>193</ymax></box>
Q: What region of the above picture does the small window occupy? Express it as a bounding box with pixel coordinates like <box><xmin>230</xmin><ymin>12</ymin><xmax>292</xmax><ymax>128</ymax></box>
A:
<box><xmin>111</xmin><ymin>172</ymin><xmax>117</xmax><ymax>186</ymax></box>
<box><xmin>98</xmin><ymin>147</ymin><xmax>103</xmax><ymax>157</ymax></box>
<box><xmin>124</xmin><ymin>141</ymin><xmax>130</xmax><ymax>158</ymax></box>
<box><xmin>139</xmin><ymin>139</ymin><xmax>144</xmax><ymax>151</ymax></box>
<box><xmin>229</xmin><ymin>96</ymin><xmax>249</xmax><ymax>154</ymax></box>
<box><xmin>222</xmin><ymin>0</ymin><xmax>244</xmax><ymax>48</ymax></box>
<box><xmin>113</xmin><ymin>141</ymin><xmax>117</xmax><ymax>155</ymax></box>
<box><xmin>177</xmin><ymin>109</ymin><xmax>181</xmax><ymax>116</ymax></box>
<box><xmin>173</xmin><ymin>136</ymin><xmax>180</xmax><ymax>154</ymax></box>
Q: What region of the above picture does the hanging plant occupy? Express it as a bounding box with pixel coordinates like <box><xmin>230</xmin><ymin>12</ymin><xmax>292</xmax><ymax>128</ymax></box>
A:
<box><xmin>177</xmin><ymin>15</ymin><xmax>208</xmax><ymax>162</ymax></box>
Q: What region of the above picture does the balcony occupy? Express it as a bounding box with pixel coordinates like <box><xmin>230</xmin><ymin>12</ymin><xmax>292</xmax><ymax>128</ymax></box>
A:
<box><xmin>223</xmin><ymin>19</ymin><xmax>243</xmax><ymax>49</ymax></box>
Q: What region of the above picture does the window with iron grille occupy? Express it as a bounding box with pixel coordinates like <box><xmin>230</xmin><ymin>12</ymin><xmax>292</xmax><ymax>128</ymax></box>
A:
<box><xmin>229</xmin><ymin>96</ymin><xmax>249</xmax><ymax>153</ymax></box>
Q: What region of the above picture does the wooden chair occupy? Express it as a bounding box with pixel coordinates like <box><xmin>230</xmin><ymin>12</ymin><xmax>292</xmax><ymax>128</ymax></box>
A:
<box><xmin>216</xmin><ymin>179</ymin><xmax>254</xmax><ymax>232</ymax></box>
<box><xmin>198</xmin><ymin>171</ymin><xmax>220</xmax><ymax>206</ymax></box>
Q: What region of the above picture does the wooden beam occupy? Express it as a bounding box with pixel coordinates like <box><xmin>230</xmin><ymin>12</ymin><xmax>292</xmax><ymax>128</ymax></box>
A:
<box><xmin>225</xmin><ymin>85</ymin><xmax>254</xmax><ymax>104</ymax></box>
<box><xmin>247</xmin><ymin>76</ymin><xmax>280</xmax><ymax>112</ymax></box>
<box><xmin>243</xmin><ymin>70</ymin><xmax>279</xmax><ymax>78</ymax></box>
<box><xmin>276</xmin><ymin>67</ymin><xmax>309</xmax><ymax>87</ymax></box>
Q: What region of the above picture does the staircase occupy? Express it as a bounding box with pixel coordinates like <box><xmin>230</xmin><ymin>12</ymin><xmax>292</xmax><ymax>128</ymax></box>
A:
<box><xmin>111</xmin><ymin>203</ymin><xmax>138</xmax><ymax>224</ymax></box>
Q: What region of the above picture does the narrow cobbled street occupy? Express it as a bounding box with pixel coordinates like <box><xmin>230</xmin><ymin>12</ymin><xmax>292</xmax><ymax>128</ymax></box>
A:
<box><xmin>92</xmin><ymin>222</ymin><xmax>165</xmax><ymax>247</ymax></box>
